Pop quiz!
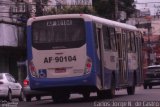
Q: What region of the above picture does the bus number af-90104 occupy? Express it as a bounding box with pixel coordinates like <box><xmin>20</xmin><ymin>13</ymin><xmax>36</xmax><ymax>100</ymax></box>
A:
<box><xmin>44</xmin><ymin>56</ymin><xmax>77</xmax><ymax>63</ymax></box>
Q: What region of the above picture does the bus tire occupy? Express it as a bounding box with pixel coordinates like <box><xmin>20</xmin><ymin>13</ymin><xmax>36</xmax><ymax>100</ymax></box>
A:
<box><xmin>149</xmin><ymin>85</ymin><xmax>152</xmax><ymax>89</ymax></box>
<box><xmin>127</xmin><ymin>74</ymin><xmax>136</xmax><ymax>95</ymax></box>
<box><xmin>106</xmin><ymin>89</ymin><xmax>115</xmax><ymax>99</ymax></box>
<box><xmin>127</xmin><ymin>85</ymin><xmax>135</xmax><ymax>95</ymax></box>
<box><xmin>143</xmin><ymin>84</ymin><xmax>147</xmax><ymax>89</ymax></box>
<box><xmin>97</xmin><ymin>90</ymin><xmax>106</xmax><ymax>99</ymax></box>
<box><xmin>36</xmin><ymin>96</ymin><xmax>41</xmax><ymax>101</ymax></box>
<box><xmin>53</xmin><ymin>92</ymin><xmax>70</xmax><ymax>103</ymax></box>
<box><xmin>106</xmin><ymin>74</ymin><xmax>115</xmax><ymax>99</ymax></box>
<box><xmin>26</xmin><ymin>96</ymin><xmax>32</xmax><ymax>102</ymax></box>
<box><xmin>82</xmin><ymin>92</ymin><xmax>90</xmax><ymax>100</ymax></box>
<box><xmin>97</xmin><ymin>74</ymin><xmax>115</xmax><ymax>99</ymax></box>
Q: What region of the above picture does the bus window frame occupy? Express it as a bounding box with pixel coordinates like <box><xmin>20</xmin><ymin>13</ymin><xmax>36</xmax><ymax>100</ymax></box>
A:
<box><xmin>31</xmin><ymin>18</ymin><xmax>86</xmax><ymax>50</ymax></box>
<box><xmin>130</xmin><ymin>31</ymin><xmax>136</xmax><ymax>53</ymax></box>
<box><xmin>109</xmin><ymin>27</ymin><xmax>117</xmax><ymax>51</ymax></box>
<box><xmin>102</xmin><ymin>26</ymin><xmax>111</xmax><ymax>50</ymax></box>
<box><xmin>127</xmin><ymin>31</ymin><xmax>131</xmax><ymax>52</ymax></box>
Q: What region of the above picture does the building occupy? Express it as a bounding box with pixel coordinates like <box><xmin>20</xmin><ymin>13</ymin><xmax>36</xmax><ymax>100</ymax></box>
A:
<box><xmin>51</xmin><ymin>0</ymin><xmax>92</xmax><ymax>5</ymax></box>
<box><xmin>127</xmin><ymin>13</ymin><xmax>160</xmax><ymax>66</ymax></box>
<box><xmin>0</xmin><ymin>0</ymin><xmax>28</xmax><ymax>83</ymax></box>
<box><xmin>135</xmin><ymin>0</ymin><xmax>160</xmax><ymax>16</ymax></box>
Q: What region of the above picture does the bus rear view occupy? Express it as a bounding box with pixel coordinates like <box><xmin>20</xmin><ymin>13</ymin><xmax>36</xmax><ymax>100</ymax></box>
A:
<box><xmin>27</xmin><ymin>14</ymin><xmax>143</xmax><ymax>102</ymax></box>
<box><xmin>27</xmin><ymin>14</ymin><xmax>95</xmax><ymax>102</ymax></box>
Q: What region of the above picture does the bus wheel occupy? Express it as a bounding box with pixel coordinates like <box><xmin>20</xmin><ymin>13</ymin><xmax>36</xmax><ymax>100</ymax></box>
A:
<box><xmin>106</xmin><ymin>88</ymin><xmax>115</xmax><ymax>99</ymax></box>
<box><xmin>82</xmin><ymin>92</ymin><xmax>90</xmax><ymax>100</ymax></box>
<box><xmin>97</xmin><ymin>75</ymin><xmax>115</xmax><ymax>99</ymax></box>
<box><xmin>127</xmin><ymin>79</ymin><xmax>135</xmax><ymax>95</ymax></box>
<box><xmin>36</xmin><ymin>96</ymin><xmax>41</xmax><ymax>101</ymax></box>
<box><xmin>149</xmin><ymin>85</ymin><xmax>152</xmax><ymax>89</ymax></box>
<box><xmin>26</xmin><ymin>96</ymin><xmax>32</xmax><ymax>102</ymax></box>
<box><xmin>106</xmin><ymin>76</ymin><xmax>115</xmax><ymax>99</ymax></box>
<box><xmin>97</xmin><ymin>90</ymin><xmax>106</xmax><ymax>99</ymax></box>
<box><xmin>143</xmin><ymin>84</ymin><xmax>147</xmax><ymax>89</ymax></box>
<box><xmin>127</xmin><ymin>85</ymin><xmax>135</xmax><ymax>95</ymax></box>
<box><xmin>127</xmin><ymin>74</ymin><xmax>136</xmax><ymax>95</ymax></box>
<box><xmin>53</xmin><ymin>93</ymin><xmax>70</xmax><ymax>103</ymax></box>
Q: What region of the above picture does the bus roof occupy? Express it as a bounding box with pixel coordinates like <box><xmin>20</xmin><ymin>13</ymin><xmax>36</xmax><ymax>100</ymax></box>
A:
<box><xmin>27</xmin><ymin>14</ymin><xmax>137</xmax><ymax>31</ymax></box>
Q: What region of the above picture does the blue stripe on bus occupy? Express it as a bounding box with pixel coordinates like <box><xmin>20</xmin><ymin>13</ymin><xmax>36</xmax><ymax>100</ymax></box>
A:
<box><xmin>27</xmin><ymin>26</ymin><xmax>33</xmax><ymax>60</ymax></box>
<box><xmin>85</xmin><ymin>21</ymin><xmax>96</xmax><ymax>74</ymax></box>
<box><xmin>30</xmin><ymin>74</ymin><xmax>95</xmax><ymax>89</ymax></box>
<box><xmin>85</xmin><ymin>21</ymin><xmax>113</xmax><ymax>89</ymax></box>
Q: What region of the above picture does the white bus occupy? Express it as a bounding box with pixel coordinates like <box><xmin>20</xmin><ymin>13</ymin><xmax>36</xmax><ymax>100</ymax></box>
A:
<box><xmin>27</xmin><ymin>14</ymin><xmax>143</xmax><ymax>102</ymax></box>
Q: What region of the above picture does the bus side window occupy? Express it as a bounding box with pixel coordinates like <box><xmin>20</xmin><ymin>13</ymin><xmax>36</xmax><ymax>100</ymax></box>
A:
<box><xmin>93</xmin><ymin>23</ymin><xmax>98</xmax><ymax>49</ymax></box>
<box><xmin>138</xmin><ymin>31</ymin><xmax>144</xmax><ymax>45</ymax></box>
<box><xmin>135</xmin><ymin>36</ymin><xmax>138</xmax><ymax>52</ymax></box>
<box><xmin>109</xmin><ymin>28</ymin><xmax>117</xmax><ymax>51</ymax></box>
<box><xmin>102</xmin><ymin>26</ymin><xmax>111</xmax><ymax>50</ymax></box>
<box><xmin>122</xmin><ymin>30</ymin><xmax>127</xmax><ymax>49</ymax></box>
<box><xmin>130</xmin><ymin>32</ymin><xmax>136</xmax><ymax>52</ymax></box>
<box><xmin>127</xmin><ymin>31</ymin><xmax>131</xmax><ymax>52</ymax></box>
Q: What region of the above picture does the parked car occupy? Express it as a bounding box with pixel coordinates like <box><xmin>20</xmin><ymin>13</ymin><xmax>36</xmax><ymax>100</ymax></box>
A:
<box><xmin>23</xmin><ymin>76</ymin><xmax>50</xmax><ymax>102</ymax></box>
<box><xmin>0</xmin><ymin>73</ymin><xmax>24</xmax><ymax>102</ymax></box>
<box><xmin>143</xmin><ymin>65</ymin><xmax>160</xmax><ymax>89</ymax></box>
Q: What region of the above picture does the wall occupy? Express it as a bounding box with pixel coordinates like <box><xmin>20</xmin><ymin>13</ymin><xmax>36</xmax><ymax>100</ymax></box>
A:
<box><xmin>51</xmin><ymin>0</ymin><xmax>92</xmax><ymax>5</ymax></box>
<box><xmin>0</xmin><ymin>24</ymin><xmax>18</xmax><ymax>46</ymax></box>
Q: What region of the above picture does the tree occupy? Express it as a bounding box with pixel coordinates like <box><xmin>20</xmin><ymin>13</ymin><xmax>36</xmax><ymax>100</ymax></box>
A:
<box><xmin>35</xmin><ymin>0</ymin><xmax>51</xmax><ymax>16</ymax></box>
<box><xmin>93</xmin><ymin>0</ymin><xmax>115</xmax><ymax>19</ymax></box>
<box><xmin>119</xmin><ymin>0</ymin><xmax>136</xmax><ymax>18</ymax></box>
<box><xmin>93</xmin><ymin>0</ymin><xmax>136</xmax><ymax>20</ymax></box>
<box><xmin>44</xmin><ymin>5</ymin><xmax>96</xmax><ymax>15</ymax></box>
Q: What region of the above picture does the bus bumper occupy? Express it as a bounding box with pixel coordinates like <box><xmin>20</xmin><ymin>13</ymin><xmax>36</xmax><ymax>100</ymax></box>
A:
<box><xmin>29</xmin><ymin>73</ymin><xmax>96</xmax><ymax>92</ymax></box>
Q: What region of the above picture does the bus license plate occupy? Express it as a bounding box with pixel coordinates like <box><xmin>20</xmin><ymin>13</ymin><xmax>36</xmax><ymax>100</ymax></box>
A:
<box><xmin>55</xmin><ymin>68</ymin><xmax>66</xmax><ymax>73</ymax></box>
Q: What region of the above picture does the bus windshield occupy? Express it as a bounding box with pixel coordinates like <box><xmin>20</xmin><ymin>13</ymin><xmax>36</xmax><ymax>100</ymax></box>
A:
<box><xmin>32</xmin><ymin>18</ymin><xmax>86</xmax><ymax>50</ymax></box>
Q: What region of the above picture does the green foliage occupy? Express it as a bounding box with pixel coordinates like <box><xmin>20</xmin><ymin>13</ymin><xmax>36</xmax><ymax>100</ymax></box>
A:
<box><xmin>93</xmin><ymin>0</ymin><xmax>115</xmax><ymax>19</ymax></box>
<box><xmin>119</xmin><ymin>0</ymin><xmax>136</xmax><ymax>17</ymax></box>
<box><xmin>44</xmin><ymin>5</ymin><xmax>96</xmax><ymax>15</ymax></box>
<box><xmin>43</xmin><ymin>0</ymin><xmax>135</xmax><ymax>20</ymax></box>
<box><xmin>93</xmin><ymin>0</ymin><xmax>136</xmax><ymax>20</ymax></box>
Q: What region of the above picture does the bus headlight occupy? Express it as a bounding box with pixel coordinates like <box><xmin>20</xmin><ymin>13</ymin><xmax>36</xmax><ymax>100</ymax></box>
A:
<box><xmin>84</xmin><ymin>57</ymin><xmax>92</xmax><ymax>74</ymax></box>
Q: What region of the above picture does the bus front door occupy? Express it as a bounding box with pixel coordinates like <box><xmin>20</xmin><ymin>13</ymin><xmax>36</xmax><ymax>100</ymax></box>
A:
<box><xmin>116</xmin><ymin>32</ymin><xmax>128</xmax><ymax>85</ymax></box>
<box><xmin>136</xmin><ymin>34</ymin><xmax>143</xmax><ymax>84</ymax></box>
<box><xmin>96</xmin><ymin>26</ymin><xmax>105</xmax><ymax>89</ymax></box>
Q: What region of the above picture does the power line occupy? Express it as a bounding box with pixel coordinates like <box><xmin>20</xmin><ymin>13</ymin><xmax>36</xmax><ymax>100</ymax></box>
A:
<box><xmin>0</xmin><ymin>12</ymin><xmax>13</xmax><ymax>13</ymax></box>
<box><xmin>136</xmin><ymin>2</ymin><xmax>160</xmax><ymax>4</ymax></box>
<box><xmin>0</xmin><ymin>15</ymin><xmax>20</xmax><ymax>19</ymax></box>
<box><xmin>0</xmin><ymin>2</ymin><xmax>15</xmax><ymax>5</ymax></box>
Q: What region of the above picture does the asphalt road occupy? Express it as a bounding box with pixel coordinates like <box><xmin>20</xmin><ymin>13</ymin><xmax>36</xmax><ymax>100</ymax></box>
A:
<box><xmin>2</xmin><ymin>86</ymin><xmax>160</xmax><ymax>107</ymax></box>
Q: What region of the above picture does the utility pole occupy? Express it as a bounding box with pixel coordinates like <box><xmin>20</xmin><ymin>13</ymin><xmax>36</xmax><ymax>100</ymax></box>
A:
<box><xmin>35</xmin><ymin>0</ymin><xmax>43</xmax><ymax>16</ymax></box>
<box><xmin>147</xmin><ymin>22</ymin><xmax>152</xmax><ymax>65</ymax></box>
<box><xmin>115</xmin><ymin>0</ymin><xmax>118</xmax><ymax>21</ymax></box>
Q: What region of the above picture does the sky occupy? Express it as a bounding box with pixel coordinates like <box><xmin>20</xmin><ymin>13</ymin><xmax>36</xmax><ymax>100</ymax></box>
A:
<box><xmin>50</xmin><ymin>0</ymin><xmax>160</xmax><ymax>15</ymax></box>
<box><xmin>135</xmin><ymin>0</ymin><xmax>160</xmax><ymax>15</ymax></box>
<box><xmin>136</xmin><ymin>0</ymin><xmax>160</xmax><ymax>3</ymax></box>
